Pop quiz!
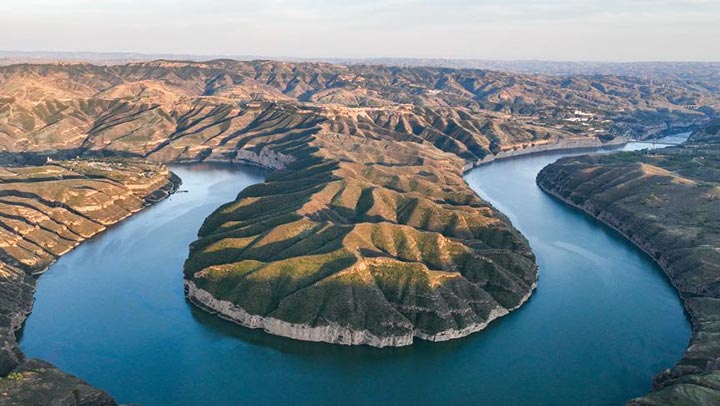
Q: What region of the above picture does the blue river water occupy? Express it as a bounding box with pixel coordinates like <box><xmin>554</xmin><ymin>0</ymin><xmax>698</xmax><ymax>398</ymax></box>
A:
<box><xmin>19</xmin><ymin>142</ymin><xmax>690</xmax><ymax>405</ymax></box>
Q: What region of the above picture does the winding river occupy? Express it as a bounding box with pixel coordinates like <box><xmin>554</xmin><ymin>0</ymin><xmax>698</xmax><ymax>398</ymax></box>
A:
<box><xmin>19</xmin><ymin>141</ymin><xmax>690</xmax><ymax>405</ymax></box>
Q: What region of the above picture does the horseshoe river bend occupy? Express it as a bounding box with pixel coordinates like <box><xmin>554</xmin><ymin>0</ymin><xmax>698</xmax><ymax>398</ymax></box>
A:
<box><xmin>19</xmin><ymin>139</ymin><xmax>690</xmax><ymax>405</ymax></box>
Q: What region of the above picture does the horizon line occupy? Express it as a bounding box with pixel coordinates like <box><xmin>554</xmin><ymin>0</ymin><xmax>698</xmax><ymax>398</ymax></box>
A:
<box><xmin>2</xmin><ymin>50</ymin><xmax>719</xmax><ymax>65</ymax></box>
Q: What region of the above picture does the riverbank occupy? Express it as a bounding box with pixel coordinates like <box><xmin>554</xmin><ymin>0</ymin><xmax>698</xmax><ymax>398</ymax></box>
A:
<box><xmin>0</xmin><ymin>160</ymin><xmax>180</xmax><ymax>405</ymax></box>
<box><xmin>185</xmin><ymin>276</ymin><xmax>538</xmax><ymax>347</ymax></box>
<box><xmin>463</xmin><ymin>136</ymin><xmax>629</xmax><ymax>172</ymax></box>
<box><xmin>536</xmin><ymin>125</ymin><xmax>720</xmax><ymax>405</ymax></box>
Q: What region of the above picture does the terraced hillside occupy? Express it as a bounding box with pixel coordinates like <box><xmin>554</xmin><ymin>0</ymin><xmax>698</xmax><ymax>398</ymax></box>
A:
<box><xmin>0</xmin><ymin>160</ymin><xmax>177</xmax><ymax>405</ymax></box>
<box><xmin>537</xmin><ymin>121</ymin><xmax>720</xmax><ymax>405</ymax></box>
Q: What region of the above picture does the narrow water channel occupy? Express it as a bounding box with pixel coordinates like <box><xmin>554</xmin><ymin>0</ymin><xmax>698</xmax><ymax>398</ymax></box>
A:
<box><xmin>19</xmin><ymin>142</ymin><xmax>689</xmax><ymax>405</ymax></box>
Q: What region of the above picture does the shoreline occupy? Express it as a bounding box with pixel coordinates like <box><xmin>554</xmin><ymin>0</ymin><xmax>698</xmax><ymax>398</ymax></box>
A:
<box><xmin>534</xmin><ymin>170</ymin><xmax>708</xmax><ymax>401</ymax></box>
<box><xmin>462</xmin><ymin>136</ymin><xmax>629</xmax><ymax>173</ymax></box>
<box><xmin>28</xmin><ymin>172</ymin><xmax>181</xmax><ymax>278</ymax></box>
<box><xmin>535</xmin><ymin>182</ymin><xmax>684</xmax><ymax>299</ymax></box>
<box><xmin>184</xmin><ymin>277</ymin><xmax>538</xmax><ymax>348</ymax></box>
<box><xmin>5</xmin><ymin>168</ymin><xmax>181</xmax><ymax>369</ymax></box>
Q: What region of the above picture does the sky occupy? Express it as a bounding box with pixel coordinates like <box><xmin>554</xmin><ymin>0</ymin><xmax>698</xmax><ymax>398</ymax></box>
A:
<box><xmin>1</xmin><ymin>0</ymin><xmax>719</xmax><ymax>62</ymax></box>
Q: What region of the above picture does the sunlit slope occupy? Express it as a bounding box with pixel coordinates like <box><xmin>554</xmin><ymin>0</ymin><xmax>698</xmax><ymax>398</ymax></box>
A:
<box><xmin>2</xmin><ymin>60</ymin><xmax>717</xmax><ymax>165</ymax></box>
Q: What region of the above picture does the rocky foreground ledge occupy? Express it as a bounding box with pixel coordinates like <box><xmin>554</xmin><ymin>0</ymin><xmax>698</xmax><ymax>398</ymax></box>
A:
<box><xmin>0</xmin><ymin>160</ymin><xmax>178</xmax><ymax>406</ymax></box>
<box><xmin>537</xmin><ymin>122</ymin><xmax>720</xmax><ymax>405</ymax></box>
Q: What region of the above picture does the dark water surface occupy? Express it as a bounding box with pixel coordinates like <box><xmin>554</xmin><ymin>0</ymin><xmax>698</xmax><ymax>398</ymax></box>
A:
<box><xmin>20</xmin><ymin>143</ymin><xmax>690</xmax><ymax>405</ymax></box>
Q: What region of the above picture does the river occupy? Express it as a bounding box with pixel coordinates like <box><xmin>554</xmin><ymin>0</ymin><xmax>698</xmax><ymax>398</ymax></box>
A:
<box><xmin>19</xmin><ymin>141</ymin><xmax>689</xmax><ymax>405</ymax></box>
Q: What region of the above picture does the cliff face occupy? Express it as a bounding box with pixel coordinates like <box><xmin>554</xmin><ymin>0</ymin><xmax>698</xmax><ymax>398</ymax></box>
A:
<box><xmin>536</xmin><ymin>121</ymin><xmax>720</xmax><ymax>405</ymax></box>
<box><xmin>0</xmin><ymin>160</ymin><xmax>178</xmax><ymax>405</ymax></box>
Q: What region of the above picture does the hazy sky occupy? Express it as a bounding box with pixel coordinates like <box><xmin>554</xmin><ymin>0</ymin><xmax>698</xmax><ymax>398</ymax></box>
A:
<box><xmin>1</xmin><ymin>0</ymin><xmax>719</xmax><ymax>61</ymax></box>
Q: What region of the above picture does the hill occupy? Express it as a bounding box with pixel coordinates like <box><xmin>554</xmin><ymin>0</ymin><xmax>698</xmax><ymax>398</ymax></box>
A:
<box><xmin>0</xmin><ymin>160</ymin><xmax>177</xmax><ymax>405</ymax></box>
<box><xmin>1</xmin><ymin>60</ymin><xmax>717</xmax><ymax>165</ymax></box>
